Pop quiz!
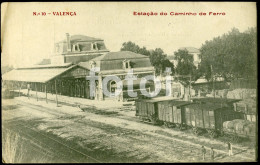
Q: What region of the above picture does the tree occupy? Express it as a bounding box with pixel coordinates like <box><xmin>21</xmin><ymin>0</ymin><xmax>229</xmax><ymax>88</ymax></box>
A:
<box><xmin>199</xmin><ymin>27</ymin><xmax>257</xmax><ymax>80</ymax></box>
<box><xmin>121</xmin><ymin>41</ymin><xmax>174</xmax><ymax>75</ymax></box>
<box><xmin>174</xmin><ymin>49</ymin><xmax>197</xmax><ymax>81</ymax></box>
<box><xmin>121</xmin><ymin>41</ymin><xmax>150</xmax><ymax>56</ymax></box>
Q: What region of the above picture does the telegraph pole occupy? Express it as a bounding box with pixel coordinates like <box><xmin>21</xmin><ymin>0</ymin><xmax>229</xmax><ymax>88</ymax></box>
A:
<box><xmin>211</xmin><ymin>65</ymin><xmax>215</xmax><ymax>98</ymax></box>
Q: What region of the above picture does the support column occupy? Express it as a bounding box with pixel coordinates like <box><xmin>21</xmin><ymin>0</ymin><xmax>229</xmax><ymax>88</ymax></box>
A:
<box><xmin>35</xmin><ymin>82</ymin><xmax>38</xmax><ymax>101</ymax></box>
<box><xmin>27</xmin><ymin>82</ymin><xmax>30</xmax><ymax>99</ymax></box>
<box><xmin>86</xmin><ymin>80</ymin><xmax>89</xmax><ymax>99</ymax></box>
<box><xmin>45</xmin><ymin>83</ymin><xmax>48</xmax><ymax>103</ymax></box>
<box><xmin>55</xmin><ymin>79</ymin><xmax>58</xmax><ymax>107</ymax></box>
<box><xmin>98</xmin><ymin>74</ymin><xmax>103</xmax><ymax>101</ymax></box>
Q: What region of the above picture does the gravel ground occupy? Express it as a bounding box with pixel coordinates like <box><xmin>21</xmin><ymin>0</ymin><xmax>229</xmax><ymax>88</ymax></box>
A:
<box><xmin>2</xmin><ymin>97</ymin><xmax>257</xmax><ymax>163</ymax></box>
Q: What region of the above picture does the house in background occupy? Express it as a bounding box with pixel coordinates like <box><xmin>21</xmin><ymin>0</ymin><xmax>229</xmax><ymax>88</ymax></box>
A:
<box><xmin>51</xmin><ymin>33</ymin><xmax>109</xmax><ymax>64</ymax></box>
<box><xmin>167</xmin><ymin>47</ymin><xmax>201</xmax><ymax>69</ymax></box>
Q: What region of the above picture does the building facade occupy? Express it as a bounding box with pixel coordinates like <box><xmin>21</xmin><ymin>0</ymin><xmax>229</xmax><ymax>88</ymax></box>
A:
<box><xmin>2</xmin><ymin>34</ymin><xmax>155</xmax><ymax>101</ymax></box>
<box><xmin>168</xmin><ymin>47</ymin><xmax>201</xmax><ymax>68</ymax></box>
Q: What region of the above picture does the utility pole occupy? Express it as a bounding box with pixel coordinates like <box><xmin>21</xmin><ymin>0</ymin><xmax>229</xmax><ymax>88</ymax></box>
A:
<box><xmin>211</xmin><ymin>65</ymin><xmax>215</xmax><ymax>98</ymax></box>
<box><xmin>189</xmin><ymin>74</ymin><xmax>191</xmax><ymax>99</ymax></box>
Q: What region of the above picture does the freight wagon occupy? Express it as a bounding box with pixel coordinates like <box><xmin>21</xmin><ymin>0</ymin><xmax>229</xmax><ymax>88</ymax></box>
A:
<box><xmin>135</xmin><ymin>98</ymin><xmax>177</xmax><ymax>124</ymax></box>
<box><xmin>183</xmin><ymin>103</ymin><xmax>244</xmax><ymax>138</ymax></box>
<box><xmin>157</xmin><ymin>101</ymin><xmax>192</xmax><ymax>130</ymax></box>
<box><xmin>135</xmin><ymin>98</ymin><xmax>245</xmax><ymax>138</ymax></box>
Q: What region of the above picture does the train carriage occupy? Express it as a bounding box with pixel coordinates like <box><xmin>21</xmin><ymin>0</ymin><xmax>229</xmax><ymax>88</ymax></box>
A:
<box><xmin>135</xmin><ymin>97</ymin><xmax>245</xmax><ymax>138</ymax></box>
<box><xmin>184</xmin><ymin>103</ymin><xmax>244</xmax><ymax>137</ymax></box>
<box><xmin>158</xmin><ymin>101</ymin><xmax>191</xmax><ymax>129</ymax></box>
<box><xmin>135</xmin><ymin>98</ymin><xmax>175</xmax><ymax>124</ymax></box>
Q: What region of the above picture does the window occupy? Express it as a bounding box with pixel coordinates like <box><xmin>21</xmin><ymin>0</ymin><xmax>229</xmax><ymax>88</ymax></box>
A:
<box><xmin>123</xmin><ymin>60</ymin><xmax>131</xmax><ymax>69</ymax></box>
<box><xmin>90</xmin><ymin>61</ymin><xmax>96</xmax><ymax>69</ymax></box>
<box><xmin>72</xmin><ymin>44</ymin><xmax>80</xmax><ymax>52</ymax></box>
<box><xmin>92</xmin><ymin>42</ymin><xmax>98</xmax><ymax>50</ymax></box>
<box><xmin>110</xmin><ymin>81</ymin><xmax>117</xmax><ymax>95</ymax></box>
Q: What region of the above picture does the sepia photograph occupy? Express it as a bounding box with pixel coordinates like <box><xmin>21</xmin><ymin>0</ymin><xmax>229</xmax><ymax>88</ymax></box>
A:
<box><xmin>1</xmin><ymin>2</ymin><xmax>257</xmax><ymax>163</ymax></box>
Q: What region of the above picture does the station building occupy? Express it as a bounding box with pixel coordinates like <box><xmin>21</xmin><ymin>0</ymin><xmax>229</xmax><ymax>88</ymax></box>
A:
<box><xmin>2</xmin><ymin>33</ymin><xmax>155</xmax><ymax>101</ymax></box>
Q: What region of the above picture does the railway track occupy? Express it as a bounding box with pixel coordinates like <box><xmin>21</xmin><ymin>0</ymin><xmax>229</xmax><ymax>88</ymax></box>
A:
<box><xmin>3</xmin><ymin>112</ymin><xmax>102</xmax><ymax>163</ymax></box>
<box><xmin>2</xmin><ymin>99</ymin><xmax>256</xmax><ymax>162</ymax></box>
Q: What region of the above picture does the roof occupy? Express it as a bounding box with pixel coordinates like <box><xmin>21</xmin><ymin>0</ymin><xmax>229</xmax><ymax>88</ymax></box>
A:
<box><xmin>2</xmin><ymin>65</ymin><xmax>77</xmax><ymax>83</ymax></box>
<box><xmin>191</xmin><ymin>98</ymin><xmax>240</xmax><ymax>104</ymax></box>
<box><xmin>90</xmin><ymin>51</ymin><xmax>148</xmax><ymax>61</ymax></box>
<box><xmin>60</xmin><ymin>35</ymin><xmax>103</xmax><ymax>43</ymax></box>
<box><xmin>166</xmin><ymin>56</ymin><xmax>175</xmax><ymax>60</ymax></box>
<box><xmin>184</xmin><ymin>103</ymin><xmax>228</xmax><ymax>111</ymax></box>
<box><xmin>194</xmin><ymin>78</ymin><xmax>208</xmax><ymax>84</ymax></box>
<box><xmin>179</xmin><ymin>47</ymin><xmax>200</xmax><ymax>53</ymax></box>
<box><xmin>78</xmin><ymin>51</ymin><xmax>153</xmax><ymax>72</ymax></box>
<box><xmin>167</xmin><ymin>101</ymin><xmax>192</xmax><ymax>107</ymax></box>
<box><xmin>17</xmin><ymin>63</ymin><xmax>73</xmax><ymax>69</ymax></box>
<box><xmin>138</xmin><ymin>97</ymin><xmax>179</xmax><ymax>103</ymax></box>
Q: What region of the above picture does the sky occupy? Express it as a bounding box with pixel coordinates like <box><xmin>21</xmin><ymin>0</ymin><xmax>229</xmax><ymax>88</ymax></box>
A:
<box><xmin>1</xmin><ymin>2</ymin><xmax>257</xmax><ymax>68</ymax></box>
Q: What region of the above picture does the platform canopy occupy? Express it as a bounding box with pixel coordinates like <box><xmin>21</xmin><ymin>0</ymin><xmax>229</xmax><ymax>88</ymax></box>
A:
<box><xmin>2</xmin><ymin>65</ymin><xmax>77</xmax><ymax>83</ymax></box>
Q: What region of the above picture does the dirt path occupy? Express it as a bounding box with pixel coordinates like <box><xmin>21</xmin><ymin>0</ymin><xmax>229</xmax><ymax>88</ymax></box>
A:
<box><xmin>2</xmin><ymin>97</ymin><xmax>256</xmax><ymax>162</ymax></box>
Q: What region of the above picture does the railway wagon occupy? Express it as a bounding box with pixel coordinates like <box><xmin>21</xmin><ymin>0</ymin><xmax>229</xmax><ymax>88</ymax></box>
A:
<box><xmin>135</xmin><ymin>98</ymin><xmax>175</xmax><ymax>124</ymax></box>
<box><xmin>157</xmin><ymin>101</ymin><xmax>192</xmax><ymax>129</ymax></box>
<box><xmin>184</xmin><ymin>103</ymin><xmax>244</xmax><ymax>138</ymax></box>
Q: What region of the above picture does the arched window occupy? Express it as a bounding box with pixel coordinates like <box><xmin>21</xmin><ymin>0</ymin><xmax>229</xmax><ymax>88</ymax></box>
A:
<box><xmin>110</xmin><ymin>81</ymin><xmax>117</xmax><ymax>94</ymax></box>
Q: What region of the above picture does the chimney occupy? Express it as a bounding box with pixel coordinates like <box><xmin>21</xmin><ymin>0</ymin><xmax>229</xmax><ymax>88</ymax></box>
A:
<box><xmin>66</xmin><ymin>33</ymin><xmax>71</xmax><ymax>51</ymax></box>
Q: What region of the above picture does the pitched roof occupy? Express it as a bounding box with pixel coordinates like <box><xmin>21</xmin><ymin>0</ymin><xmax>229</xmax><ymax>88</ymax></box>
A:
<box><xmin>179</xmin><ymin>47</ymin><xmax>200</xmax><ymax>53</ymax></box>
<box><xmin>60</xmin><ymin>35</ymin><xmax>103</xmax><ymax>43</ymax></box>
<box><xmin>2</xmin><ymin>65</ymin><xmax>77</xmax><ymax>83</ymax></box>
<box><xmin>90</xmin><ymin>51</ymin><xmax>148</xmax><ymax>61</ymax></box>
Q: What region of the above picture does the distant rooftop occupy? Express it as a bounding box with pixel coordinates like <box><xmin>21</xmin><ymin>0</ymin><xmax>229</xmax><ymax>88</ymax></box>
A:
<box><xmin>59</xmin><ymin>34</ymin><xmax>103</xmax><ymax>43</ymax></box>
<box><xmin>166</xmin><ymin>55</ymin><xmax>175</xmax><ymax>60</ymax></box>
<box><xmin>179</xmin><ymin>47</ymin><xmax>200</xmax><ymax>53</ymax></box>
<box><xmin>89</xmin><ymin>51</ymin><xmax>148</xmax><ymax>61</ymax></box>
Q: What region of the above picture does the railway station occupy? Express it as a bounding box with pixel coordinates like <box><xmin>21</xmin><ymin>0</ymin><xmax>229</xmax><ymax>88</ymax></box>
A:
<box><xmin>2</xmin><ymin>33</ymin><xmax>155</xmax><ymax>102</ymax></box>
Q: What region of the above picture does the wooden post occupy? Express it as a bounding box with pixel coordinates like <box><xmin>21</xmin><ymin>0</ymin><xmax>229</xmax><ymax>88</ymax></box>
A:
<box><xmin>35</xmin><ymin>83</ymin><xmax>38</xmax><ymax>101</ymax></box>
<box><xmin>55</xmin><ymin>79</ymin><xmax>58</xmax><ymax>107</ymax></box>
<box><xmin>45</xmin><ymin>83</ymin><xmax>48</xmax><ymax>103</ymax></box>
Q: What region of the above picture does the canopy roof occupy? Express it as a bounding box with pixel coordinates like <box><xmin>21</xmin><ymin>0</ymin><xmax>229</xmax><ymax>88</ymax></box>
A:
<box><xmin>2</xmin><ymin>65</ymin><xmax>77</xmax><ymax>83</ymax></box>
